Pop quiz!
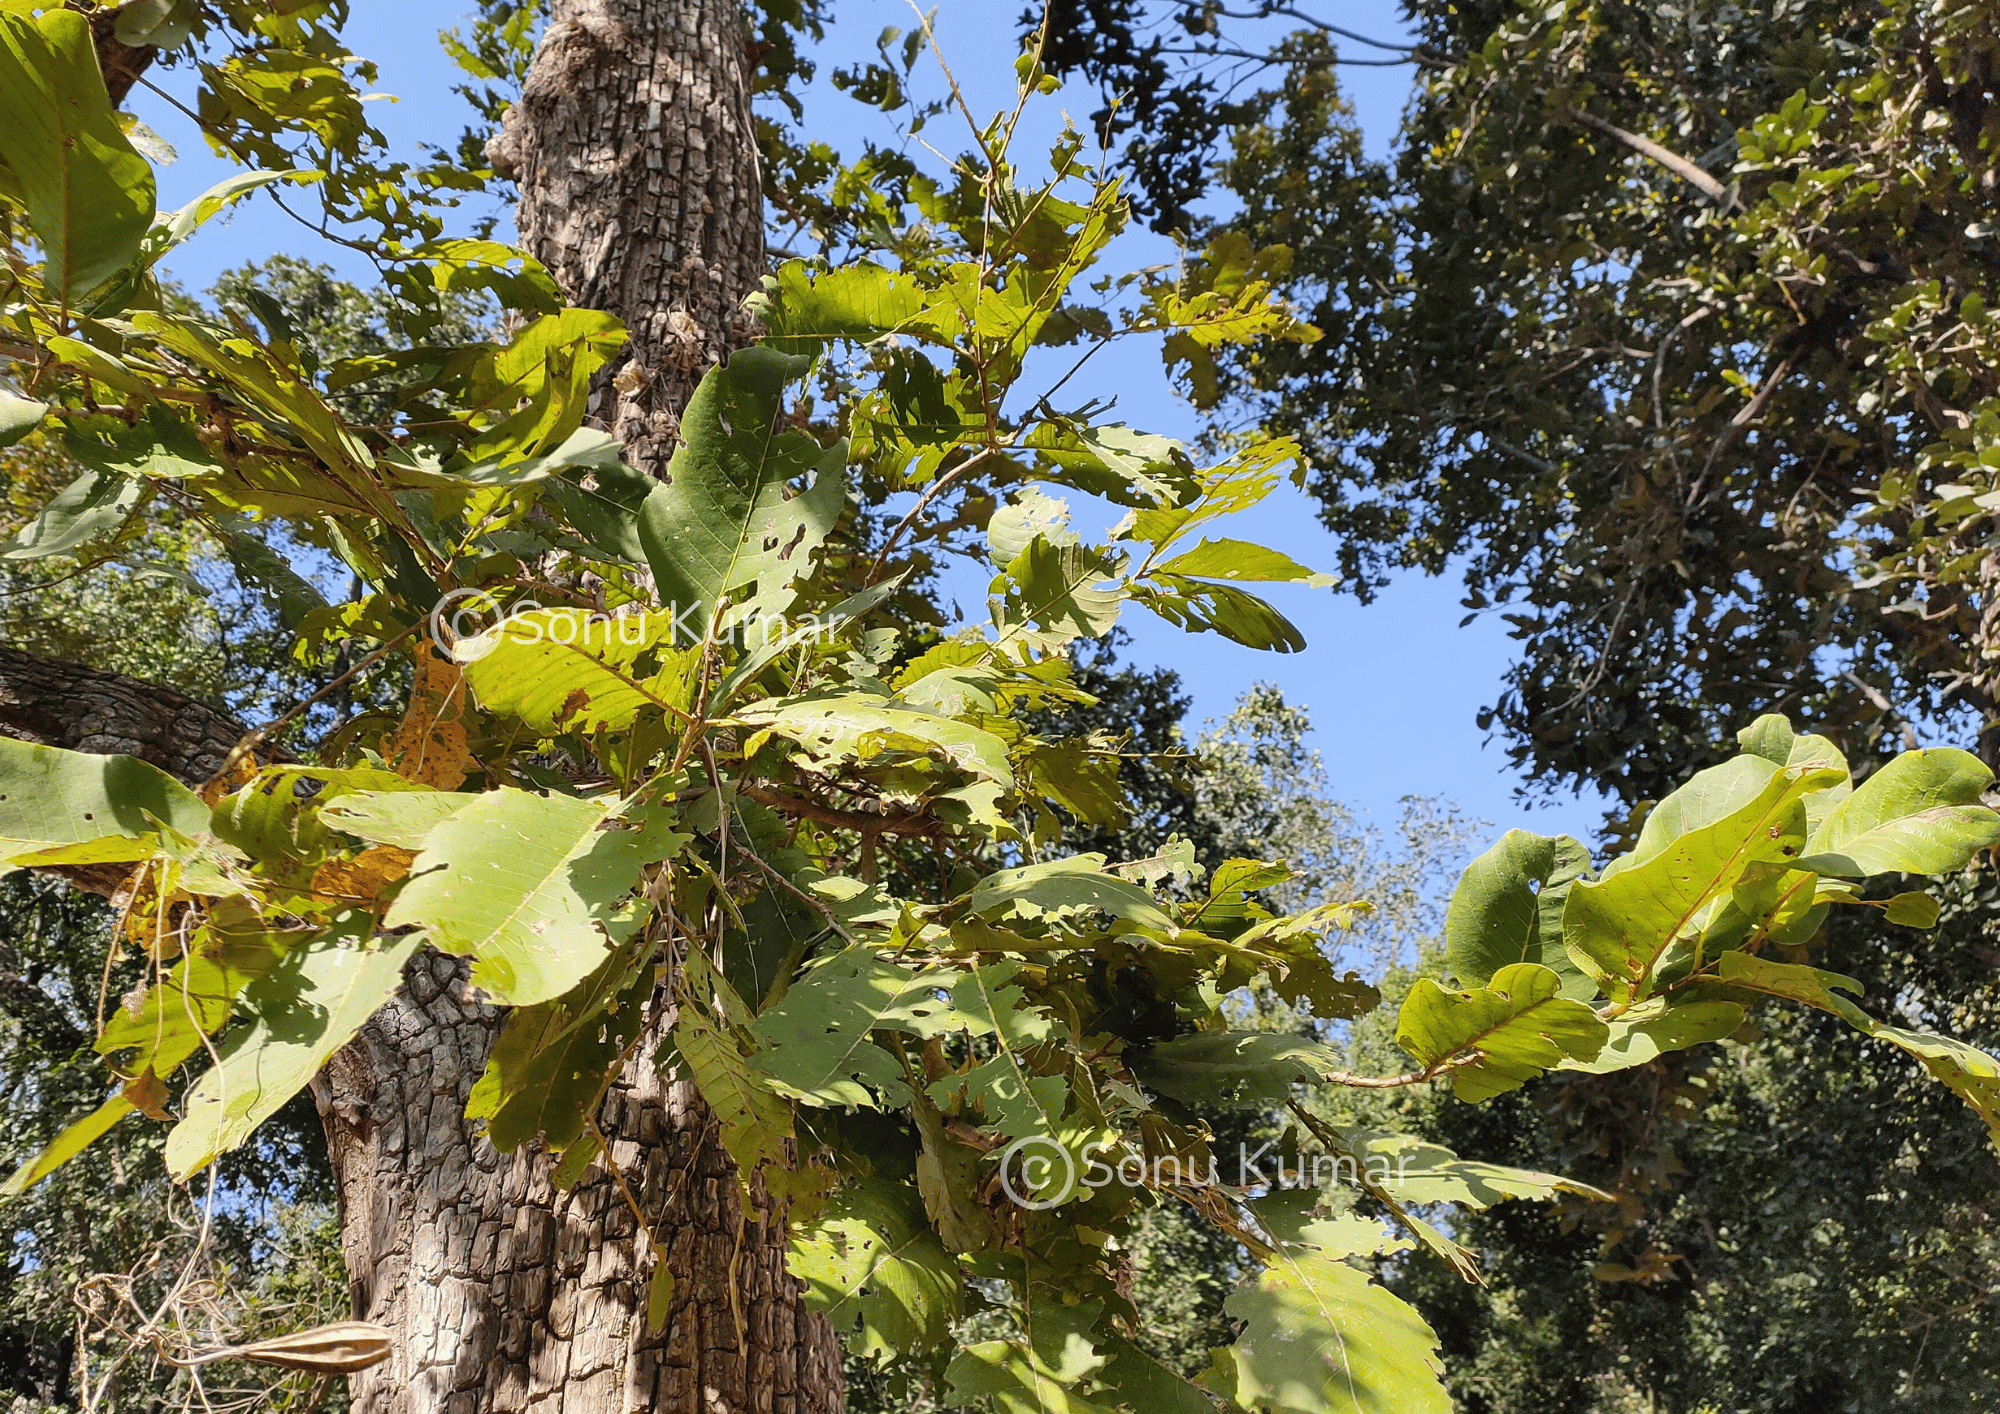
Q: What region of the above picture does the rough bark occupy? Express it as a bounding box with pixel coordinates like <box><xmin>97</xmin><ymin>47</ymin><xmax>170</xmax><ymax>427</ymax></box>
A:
<box><xmin>0</xmin><ymin>643</ymin><xmax>253</xmax><ymax>784</ymax></box>
<box><xmin>320</xmin><ymin>956</ymin><xmax>840</xmax><ymax>1414</ymax></box>
<box><xmin>330</xmin><ymin>4</ymin><xmax>844</xmax><ymax>1413</ymax></box>
<box><xmin>486</xmin><ymin>0</ymin><xmax>769</xmax><ymax>473</ymax></box>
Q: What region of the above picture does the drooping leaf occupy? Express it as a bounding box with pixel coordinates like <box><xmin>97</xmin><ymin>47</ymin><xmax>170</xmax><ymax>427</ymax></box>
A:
<box><xmin>1860</xmin><ymin>1023</ymin><xmax>2000</xmax><ymax>1152</ymax></box>
<box><xmin>671</xmin><ymin>1003</ymin><xmax>795</xmax><ymax>1194</ymax></box>
<box><xmin>0</xmin><ymin>739</ymin><xmax>209</xmax><ymax>869</ymax></box>
<box><xmin>0</xmin><ymin>467</ymin><xmax>145</xmax><ymax>561</ymax></box>
<box><xmin>165</xmin><ymin>921</ymin><xmax>423</xmax><ymax>1177</ymax></box>
<box><xmin>0</xmin><ymin>9</ymin><xmax>157</xmax><ymax>300</ymax></box>
<box><xmin>384</xmin><ymin>790</ymin><xmax>685</xmax><ymax>1005</ymax></box>
<box><xmin>1341</xmin><ymin>1129</ymin><xmax>1612</xmax><ymax>1210</ymax></box>
<box><xmin>790</xmin><ymin>1177</ymin><xmax>964</xmax><ymax>1360</ymax></box>
<box><xmin>1798</xmin><ymin>748</ymin><xmax>2000</xmax><ymax>877</ymax></box>
<box><xmin>467</xmin><ymin>933</ymin><xmax>660</xmax><ymax>1152</ymax></box>
<box><xmin>1396</xmin><ymin>963</ymin><xmax>1608</xmax><ymax>1100</ymax></box>
<box><xmin>637</xmin><ymin>346</ymin><xmax>846</xmax><ymax>634</ymax></box>
<box><xmin>1445</xmin><ymin>830</ymin><xmax>1595</xmax><ymax>999</ymax></box>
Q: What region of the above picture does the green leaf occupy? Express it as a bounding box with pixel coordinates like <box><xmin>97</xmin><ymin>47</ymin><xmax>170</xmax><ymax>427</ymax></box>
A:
<box><xmin>645</xmin><ymin>1248</ymin><xmax>674</xmax><ymax>1333</ymax></box>
<box><xmin>1884</xmin><ymin>890</ymin><xmax>1941</xmax><ymax>928</ymax></box>
<box><xmin>457</xmin><ymin>607</ymin><xmax>699</xmax><ymax>734</ymax></box>
<box><xmin>1135</xmin><ymin>577</ymin><xmax>1309</xmax><ymax>653</ymax></box>
<box><xmin>1343</xmin><ymin>1130</ymin><xmax>1611</xmax><ymax>1209</ymax></box>
<box><xmin>751</xmin><ymin>259</ymin><xmax>926</xmax><ymax>355</ymax></box>
<box><xmin>466</xmin><ymin>934</ymin><xmax>658</xmax><ymax>1152</ymax></box>
<box><xmin>636</xmin><ymin>346</ymin><xmax>846</xmax><ymax>635</ymax></box>
<box><xmin>672</xmin><ymin>1002</ymin><xmax>795</xmax><ymax>1193</ymax></box>
<box><xmin>1396</xmin><ymin>963</ymin><xmax>1608</xmax><ymax>1101</ymax></box>
<box><xmin>0</xmin><ymin>466</ymin><xmax>145</xmax><ymax>561</ymax></box>
<box><xmin>1555</xmin><ymin>997</ymin><xmax>1744</xmax><ymax>1075</ymax></box>
<box><xmin>946</xmin><ymin>1299</ymin><xmax>1114</xmax><ymax>1414</ymax></box>
<box><xmin>319</xmin><ymin>789</ymin><xmax>474</xmax><ymax>850</ymax></box>
<box><xmin>1149</xmin><ymin>537</ymin><xmax>1335</xmax><ymax>586</ymax></box>
<box><xmin>2</xmin><ymin>1089</ymin><xmax>134</xmax><ymax>1196</ymax></box>
<box><xmin>63</xmin><ymin>408</ymin><xmax>225</xmax><ymax>480</ymax></box>
<box><xmin>750</xmin><ymin>946</ymin><xmax>971</xmax><ymax>1106</ymax></box>
<box><xmin>739</xmin><ymin>694</ymin><xmax>1015</xmax><ymax>787</ymax></box>
<box><xmin>165</xmin><ymin>921</ymin><xmax>424</xmax><ymax>1177</ymax></box>
<box><xmin>1707</xmin><ymin>950</ymin><xmax>1864</xmax><ymax>1015</ymax></box>
<box><xmin>385</xmin><ymin>791</ymin><xmax>685</xmax><ymax>1006</ymax></box>
<box><xmin>1133</xmin><ymin>1031</ymin><xmax>1346</xmax><ymax>1108</ymax></box>
<box><xmin>0</xmin><ymin>739</ymin><xmax>208</xmax><ymax>869</ymax></box>
<box><xmin>966</xmin><ymin>854</ymin><xmax>1174</xmax><ymax>933</ymax></box>
<box><xmin>1860</xmin><ymin>1023</ymin><xmax>2000</xmax><ymax>1152</ymax></box>
<box><xmin>1445</xmin><ymin>830</ymin><xmax>1595</xmax><ymax>999</ymax></box>
<box><xmin>0</xmin><ymin>9</ymin><xmax>157</xmax><ymax>301</ymax></box>
<box><xmin>1206</xmin><ymin>1197</ymin><xmax>1450</xmax><ymax>1414</ymax></box>
<box><xmin>997</xmin><ymin>535</ymin><xmax>1127</xmax><ymax>645</ymax></box>
<box><xmin>1095</xmin><ymin>1338</ymin><xmax>1219</xmax><ymax>1414</ymax></box>
<box><xmin>0</xmin><ymin>395</ymin><xmax>48</xmax><ymax>447</ymax></box>
<box><xmin>790</xmin><ymin>1177</ymin><xmax>964</xmax><ymax>1360</ymax></box>
<box><xmin>1564</xmin><ymin>762</ymin><xmax>1844</xmax><ymax>1002</ymax></box>
<box><xmin>156</xmin><ymin>169</ymin><xmax>321</xmax><ymax>251</ymax></box>
<box><xmin>1798</xmin><ymin>748</ymin><xmax>2000</xmax><ymax>877</ymax></box>
<box><xmin>219</xmin><ymin>524</ymin><xmax>329</xmax><ymax>631</ymax></box>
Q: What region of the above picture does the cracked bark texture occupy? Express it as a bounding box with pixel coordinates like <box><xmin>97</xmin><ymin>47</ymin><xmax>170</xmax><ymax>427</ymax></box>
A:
<box><xmin>0</xmin><ymin>644</ymin><xmax>255</xmax><ymax>783</ymax></box>
<box><xmin>486</xmin><ymin>0</ymin><xmax>768</xmax><ymax>475</ymax></box>
<box><xmin>330</xmin><ymin>4</ymin><xmax>843</xmax><ymax>1412</ymax></box>
<box><xmin>320</xmin><ymin>955</ymin><xmax>840</xmax><ymax>1414</ymax></box>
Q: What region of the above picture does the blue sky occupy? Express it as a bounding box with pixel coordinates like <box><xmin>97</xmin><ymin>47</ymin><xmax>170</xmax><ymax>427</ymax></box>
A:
<box><xmin>133</xmin><ymin>1</ymin><xmax>1610</xmax><ymax>844</ymax></box>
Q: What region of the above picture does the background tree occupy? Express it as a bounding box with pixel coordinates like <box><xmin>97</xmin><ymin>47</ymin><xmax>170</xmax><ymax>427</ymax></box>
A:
<box><xmin>1035</xmin><ymin>2</ymin><xmax>2000</xmax><ymax>1409</ymax></box>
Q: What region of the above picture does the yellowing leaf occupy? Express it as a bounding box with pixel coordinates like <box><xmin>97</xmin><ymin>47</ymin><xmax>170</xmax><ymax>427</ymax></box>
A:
<box><xmin>385</xmin><ymin>790</ymin><xmax>682</xmax><ymax>1006</ymax></box>
<box><xmin>383</xmin><ymin>642</ymin><xmax>473</xmax><ymax>789</ymax></box>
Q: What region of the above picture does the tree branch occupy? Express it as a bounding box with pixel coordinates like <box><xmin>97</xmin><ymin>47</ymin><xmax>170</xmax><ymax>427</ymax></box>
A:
<box><xmin>0</xmin><ymin>644</ymin><xmax>264</xmax><ymax>787</ymax></box>
<box><xmin>1565</xmin><ymin>106</ymin><xmax>1732</xmax><ymax>205</ymax></box>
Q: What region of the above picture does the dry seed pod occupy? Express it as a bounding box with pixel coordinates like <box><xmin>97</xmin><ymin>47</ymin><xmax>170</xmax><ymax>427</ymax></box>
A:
<box><xmin>198</xmin><ymin>1321</ymin><xmax>393</xmax><ymax>1374</ymax></box>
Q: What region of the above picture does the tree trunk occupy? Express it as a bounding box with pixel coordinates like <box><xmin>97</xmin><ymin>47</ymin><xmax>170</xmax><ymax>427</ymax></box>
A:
<box><xmin>325</xmin><ymin>4</ymin><xmax>844</xmax><ymax>1412</ymax></box>
<box><xmin>317</xmin><ymin>956</ymin><xmax>840</xmax><ymax>1414</ymax></box>
<box><xmin>486</xmin><ymin>0</ymin><xmax>768</xmax><ymax>468</ymax></box>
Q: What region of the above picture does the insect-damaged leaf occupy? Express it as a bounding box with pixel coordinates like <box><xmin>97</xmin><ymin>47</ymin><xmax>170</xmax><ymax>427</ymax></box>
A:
<box><xmin>385</xmin><ymin>790</ymin><xmax>686</xmax><ymax>1005</ymax></box>
<box><xmin>790</xmin><ymin>1177</ymin><xmax>964</xmax><ymax>1360</ymax></box>
<box><xmin>637</xmin><ymin>346</ymin><xmax>845</xmax><ymax>635</ymax></box>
